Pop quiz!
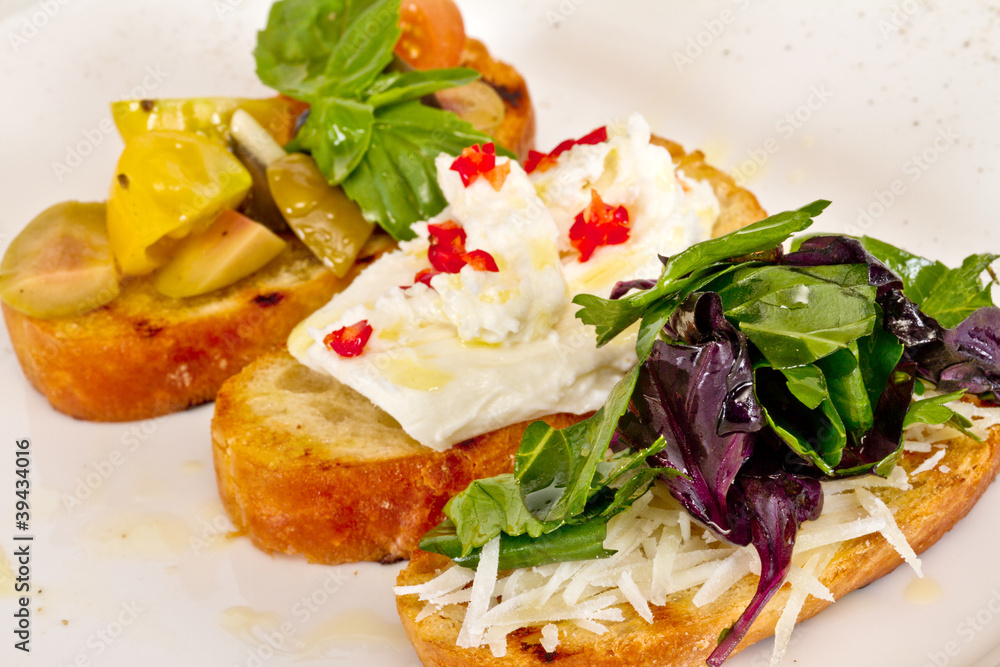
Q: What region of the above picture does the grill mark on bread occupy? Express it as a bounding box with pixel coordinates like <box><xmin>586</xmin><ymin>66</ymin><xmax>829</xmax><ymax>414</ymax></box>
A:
<box><xmin>252</xmin><ymin>291</ymin><xmax>285</xmax><ymax>307</ymax></box>
<box><xmin>486</xmin><ymin>80</ymin><xmax>524</xmax><ymax>108</ymax></box>
<box><xmin>133</xmin><ymin>318</ymin><xmax>163</xmax><ymax>338</ymax></box>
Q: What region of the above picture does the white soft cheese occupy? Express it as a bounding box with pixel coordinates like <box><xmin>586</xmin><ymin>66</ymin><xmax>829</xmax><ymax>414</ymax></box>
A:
<box><xmin>289</xmin><ymin>113</ymin><xmax>720</xmax><ymax>451</ymax></box>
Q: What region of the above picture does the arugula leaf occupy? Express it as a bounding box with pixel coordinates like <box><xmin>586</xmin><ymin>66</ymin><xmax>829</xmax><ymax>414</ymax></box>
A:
<box><xmin>859</xmin><ymin>237</ymin><xmax>997</xmax><ymax>327</ymax></box>
<box><xmin>918</xmin><ymin>254</ymin><xmax>998</xmax><ymax>327</ymax></box>
<box><xmin>422</xmin><ymin>517</ymin><xmax>616</xmax><ymax>571</ymax></box>
<box><xmin>903</xmin><ymin>390</ymin><xmax>978</xmax><ymax>441</ymax></box>
<box><xmin>437</xmin><ymin>474</ymin><xmax>556</xmax><ymax>556</ymax></box>
<box><xmin>341</xmin><ymin>101</ymin><xmax>507</xmax><ymax>239</ymax></box>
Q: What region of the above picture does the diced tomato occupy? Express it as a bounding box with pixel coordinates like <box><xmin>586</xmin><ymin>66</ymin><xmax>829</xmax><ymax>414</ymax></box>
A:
<box><xmin>395</xmin><ymin>0</ymin><xmax>466</xmax><ymax>70</ymax></box>
<box><xmin>525</xmin><ymin>126</ymin><xmax>609</xmax><ymax>174</ymax></box>
<box><xmin>569</xmin><ymin>190</ymin><xmax>631</xmax><ymax>262</ymax></box>
<box><xmin>324</xmin><ymin>320</ymin><xmax>373</xmax><ymax>357</ymax></box>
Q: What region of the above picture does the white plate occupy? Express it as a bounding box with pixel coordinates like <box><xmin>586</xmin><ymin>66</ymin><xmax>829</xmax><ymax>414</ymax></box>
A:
<box><xmin>2</xmin><ymin>1</ymin><xmax>1000</xmax><ymax>666</ymax></box>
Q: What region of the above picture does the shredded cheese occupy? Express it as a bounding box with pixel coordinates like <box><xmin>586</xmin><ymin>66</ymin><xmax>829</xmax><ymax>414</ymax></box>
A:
<box><xmin>397</xmin><ymin>398</ymin><xmax>1000</xmax><ymax>664</ymax></box>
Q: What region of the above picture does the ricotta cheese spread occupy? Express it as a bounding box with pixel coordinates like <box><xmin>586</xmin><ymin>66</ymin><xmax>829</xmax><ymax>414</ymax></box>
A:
<box><xmin>288</xmin><ymin>114</ymin><xmax>720</xmax><ymax>451</ymax></box>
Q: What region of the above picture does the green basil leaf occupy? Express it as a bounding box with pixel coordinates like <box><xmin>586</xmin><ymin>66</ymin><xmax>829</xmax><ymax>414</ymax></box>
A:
<box><xmin>317</xmin><ymin>0</ymin><xmax>402</xmax><ymax>99</ymax></box>
<box><xmin>287</xmin><ymin>97</ymin><xmax>374</xmax><ymax>184</ymax></box>
<box><xmin>731</xmin><ymin>282</ymin><xmax>876</xmax><ymax>369</ymax></box>
<box><xmin>755</xmin><ymin>363</ymin><xmax>846</xmax><ymax>474</ymax></box>
<box><xmin>815</xmin><ymin>342</ymin><xmax>873</xmax><ymax>434</ymax></box>
<box><xmin>856</xmin><ymin>309</ymin><xmax>905</xmax><ymax>409</ymax></box>
<box><xmin>341</xmin><ymin>100</ymin><xmax>508</xmax><ymax>240</ymax></box>
<box><xmin>255</xmin><ymin>0</ymin><xmax>396</xmax><ymax>101</ymax></box>
<box><xmin>366</xmin><ymin>68</ymin><xmax>481</xmax><ymax>108</ymax></box>
<box><xmin>778</xmin><ymin>365</ymin><xmax>828</xmax><ymax>410</ymax></box>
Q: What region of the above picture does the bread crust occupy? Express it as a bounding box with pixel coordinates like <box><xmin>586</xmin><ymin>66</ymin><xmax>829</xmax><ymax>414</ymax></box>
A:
<box><xmin>4</xmin><ymin>239</ymin><xmax>345</xmax><ymax>422</ymax></box>
<box><xmin>210</xmin><ymin>140</ymin><xmax>766</xmax><ymax>565</ymax></box>
<box><xmin>396</xmin><ymin>424</ymin><xmax>1000</xmax><ymax>666</ymax></box>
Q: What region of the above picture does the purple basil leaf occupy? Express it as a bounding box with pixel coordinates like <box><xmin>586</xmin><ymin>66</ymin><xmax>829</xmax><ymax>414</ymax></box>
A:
<box><xmin>609</xmin><ymin>277</ymin><xmax>657</xmax><ymax>300</ymax></box>
<box><xmin>784</xmin><ymin>235</ymin><xmax>903</xmax><ymax>296</ymax></box>
<box><xmin>708</xmin><ymin>459</ymin><xmax>823</xmax><ymax>666</ymax></box>
<box><xmin>630</xmin><ymin>292</ymin><xmax>761</xmax><ymax>538</ymax></box>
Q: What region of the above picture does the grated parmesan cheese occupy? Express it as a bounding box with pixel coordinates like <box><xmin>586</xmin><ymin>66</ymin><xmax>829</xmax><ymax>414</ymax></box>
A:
<box><xmin>399</xmin><ymin>397</ymin><xmax>1000</xmax><ymax>664</ymax></box>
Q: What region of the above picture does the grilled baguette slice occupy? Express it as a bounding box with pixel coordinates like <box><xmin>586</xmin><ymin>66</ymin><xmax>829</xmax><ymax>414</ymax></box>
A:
<box><xmin>396</xmin><ymin>424</ymin><xmax>1000</xmax><ymax>666</ymax></box>
<box><xmin>3</xmin><ymin>37</ymin><xmax>534</xmax><ymax>423</ymax></box>
<box><xmin>213</xmin><ymin>349</ymin><xmax>582</xmax><ymax>565</ymax></box>
<box><xmin>4</xmin><ymin>239</ymin><xmax>345</xmax><ymax>422</ymax></box>
<box><xmin>210</xmin><ymin>141</ymin><xmax>768</xmax><ymax>565</ymax></box>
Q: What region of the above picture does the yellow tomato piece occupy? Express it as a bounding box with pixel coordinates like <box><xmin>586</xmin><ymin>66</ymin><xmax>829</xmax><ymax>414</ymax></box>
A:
<box><xmin>106</xmin><ymin>130</ymin><xmax>252</xmax><ymax>275</ymax></box>
<box><xmin>152</xmin><ymin>209</ymin><xmax>286</xmax><ymax>298</ymax></box>
<box><xmin>111</xmin><ymin>96</ymin><xmax>309</xmax><ymax>146</ymax></box>
<box><xmin>0</xmin><ymin>202</ymin><xmax>120</xmax><ymax>318</ymax></box>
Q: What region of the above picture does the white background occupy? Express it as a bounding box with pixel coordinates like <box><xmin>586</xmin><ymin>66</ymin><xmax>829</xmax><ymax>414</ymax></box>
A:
<box><xmin>1</xmin><ymin>1</ymin><xmax>999</xmax><ymax>666</ymax></box>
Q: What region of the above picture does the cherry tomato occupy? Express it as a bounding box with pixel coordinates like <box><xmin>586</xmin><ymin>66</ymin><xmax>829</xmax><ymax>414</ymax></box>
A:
<box><xmin>395</xmin><ymin>0</ymin><xmax>466</xmax><ymax>70</ymax></box>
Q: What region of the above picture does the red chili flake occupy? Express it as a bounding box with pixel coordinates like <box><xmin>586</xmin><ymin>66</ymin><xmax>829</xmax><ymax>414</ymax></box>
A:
<box><xmin>450</xmin><ymin>143</ymin><xmax>500</xmax><ymax>187</ymax></box>
<box><xmin>525</xmin><ymin>126</ymin><xmax>609</xmax><ymax>174</ymax></box>
<box><xmin>569</xmin><ymin>190</ymin><xmax>630</xmax><ymax>262</ymax></box>
<box><xmin>402</xmin><ymin>220</ymin><xmax>500</xmax><ymax>288</ymax></box>
<box><xmin>323</xmin><ymin>320</ymin><xmax>373</xmax><ymax>357</ymax></box>
<box><xmin>483</xmin><ymin>160</ymin><xmax>511</xmax><ymax>192</ymax></box>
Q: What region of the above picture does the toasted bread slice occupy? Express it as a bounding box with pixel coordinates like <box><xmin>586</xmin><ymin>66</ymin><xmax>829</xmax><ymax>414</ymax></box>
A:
<box><xmin>395</xmin><ymin>424</ymin><xmax>1000</xmax><ymax>666</ymax></box>
<box><xmin>4</xmin><ymin>239</ymin><xmax>348</xmax><ymax>422</ymax></box>
<box><xmin>3</xmin><ymin>37</ymin><xmax>534</xmax><ymax>423</ymax></box>
<box><xmin>212</xmin><ymin>349</ymin><xmax>582</xmax><ymax>564</ymax></box>
<box><xmin>210</xmin><ymin>141</ymin><xmax>768</xmax><ymax>565</ymax></box>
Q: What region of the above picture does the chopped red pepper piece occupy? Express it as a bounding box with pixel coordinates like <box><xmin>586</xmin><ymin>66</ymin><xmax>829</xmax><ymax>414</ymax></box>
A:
<box><xmin>464</xmin><ymin>249</ymin><xmax>499</xmax><ymax>272</ymax></box>
<box><xmin>525</xmin><ymin>126</ymin><xmax>609</xmax><ymax>174</ymax></box>
<box><xmin>569</xmin><ymin>190</ymin><xmax>630</xmax><ymax>262</ymax></box>
<box><xmin>324</xmin><ymin>320</ymin><xmax>373</xmax><ymax>357</ymax></box>
<box><xmin>449</xmin><ymin>143</ymin><xmax>508</xmax><ymax>190</ymax></box>
<box><xmin>402</xmin><ymin>219</ymin><xmax>500</xmax><ymax>289</ymax></box>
